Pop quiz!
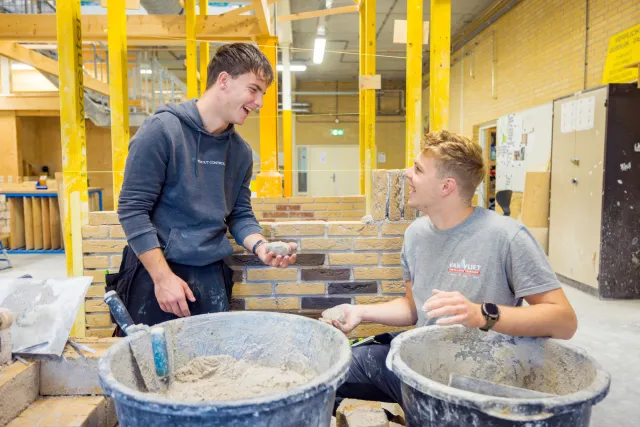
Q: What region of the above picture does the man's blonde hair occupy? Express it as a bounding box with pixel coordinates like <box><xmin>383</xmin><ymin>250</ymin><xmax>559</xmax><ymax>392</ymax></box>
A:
<box><xmin>421</xmin><ymin>130</ymin><xmax>485</xmax><ymax>202</ymax></box>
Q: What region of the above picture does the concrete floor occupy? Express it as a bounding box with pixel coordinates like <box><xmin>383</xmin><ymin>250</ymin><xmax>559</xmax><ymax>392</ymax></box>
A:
<box><xmin>0</xmin><ymin>254</ymin><xmax>638</xmax><ymax>426</ymax></box>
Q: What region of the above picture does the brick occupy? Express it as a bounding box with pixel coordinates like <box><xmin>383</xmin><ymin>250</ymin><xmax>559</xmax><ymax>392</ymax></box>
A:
<box><xmin>352</xmin><ymin>203</ymin><xmax>366</xmax><ymax>210</ymax></box>
<box><xmin>348</xmin><ymin>323</ymin><xmax>412</xmax><ymax>339</ymax></box>
<box><xmin>353</xmin><ymin>267</ymin><xmax>403</xmax><ymax>280</ymax></box>
<box><xmin>328</xmin><ymin>223</ymin><xmax>378</xmax><ymax>236</ymax></box>
<box><xmin>0</xmin><ymin>361</ymin><xmax>39</xmax><ymax>426</ymax></box>
<box><xmin>261</xmin><ymin>223</ymin><xmax>273</xmax><ymax>238</ymax></box>
<box><xmin>329</xmin><ymin>253</ymin><xmax>378</xmax><ymax>266</ymax></box>
<box><xmin>109</xmin><ymin>225</ymin><xmax>126</xmax><ymax>238</ymax></box>
<box><xmin>301</xmin><ymin>296</ymin><xmax>351</xmax><ymax>309</ymax></box>
<box><xmin>327</xmin><ymin>203</ymin><xmax>347</xmax><ymax>211</ymax></box>
<box><xmin>288</xmin><ymin>196</ymin><xmax>315</xmax><ymax>203</ymax></box>
<box><xmin>85</xmin><ymin>300</ymin><xmax>109</xmax><ymax>313</ymax></box>
<box><xmin>275</xmin><ymin>282</ymin><xmax>326</xmax><ymax>295</ymax></box>
<box><xmin>388</xmin><ymin>170</ymin><xmax>404</xmax><ymax>221</ymax></box>
<box><xmin>300</xmin><ymin>203</ymin><xmax>328</xmax><ymax>211</ymax></box>
<box><xmin>273</xmin><ymin>221</ymin><xmax>326</xmax><ymax>237</ymax></box>
<box><xmin>382</xmin><ymin>281</ymin><xmax>406</xmax><ymax>293</ymax></box>
<box><xmin>82</xmin><ymin>225</ymin><xmax>108</xmax><ymax>238</ymax></box>
<box><xmin>355</xmin><ymin>295</ymin><xmax>399</xmax><ymax>304</ymax></box>
<box><xmin>294</xmin><ymin>254</ymin><xmax>326</xmax><ymax>266</ymax></box>
<box><xmin>252</xmin><ymin>204</ymin><xmax>277</xmax><ymax>212</ymax></box>
<box><xmin>89</xmin><ymin>211</ymin><xmax>119</xmax><ymax>225</ymax></box>
<box><xmin>381</xmin><ymin>253</ymin><xmax>401</xmax><ymax>265</ymax></box>
<box><xmin>328</xmin><ymin>282</ymin><xmax>377</xmax><ymax>294</ymax></box>
<box><xmin>246</xmin><ymin>297</ymin><xmax>300</xmax><ymax>310</ymax></box>
<box><xmin>227</xmin><ymin>254</ymin><xmax>265</xmax><ymax>267</ymax></box>
<box><xmin>232</xmin><ymin>270</ymin><xmax>244</xmax><ymax>282</ymax></box>
<box><xmin>232</xmin><ymin>283</ymin><xmax>273</xmax><ymax>296</ymax></box>
<box><xmin>301</xmin><ymin>268</ymin><xmax>350</xmax><ymax>281</ymax></box>
<box><xmin>337</xmin><ymin>399</ymin><xmax>388</xmax><ymax>427</ymax></box>
<box><xmin>7</xmin><ymin>396</ymin><xmax>115</xmax><ymax>427</ymax></box>
<box><xmin>354</xmin><ymin>238</ymin><xmax>403</xmax><ymax>250</ymax></box>
<box><xmin>289</xmin><ymin>212</ymin><xmax>315</xmax><ymax>218</ymax></box>
<box><xmin>86</xmin><ymin>285</ymin><xmax>106</xmax><ymax>298</ymax></box>
<box><xmin>314</xmin><ymin>197</ymin><xmax>343</xmax><ymax>203</ymax></box>
<box><xmin>403</xmin><ymin>178</ymin><xmax>417</xmax><ymax>220</ymax></box>
<box><xmin>110</xmin><ymin>255</ymin><xmax>122</xmax><ymax>268</ymax></box>
<box><xmin>246</xmin><ymin>268</ymin><xmax>298</xmax><ymax>281</ymax></box>
<box><xmin>84</xmin><ymin>269</ymin><xmax>108</xmax><ymax>284</ymax></box>
<box><xmin>86</xmin><ymin>313</ymin><xmax>113</xmax><ymax>328</ymax></box>
<box><xmin>301</xmin><ymin>238</ymin><xmax>351</xmax><ymax>251</ymax></box>
<box><xmin>276</xmin><ymin>204</ymin><xmax>301</xmax><ymax>211</ymax></box>
<box><xmin>83</xmin><ymin>256</ymin><xmax>109</xmax><ymax>269</ymax></box>
<box><xmin>340</xmin><ymin>197</ymin><xmax>365</xmax><ymax>203</ymax></box>
<box><xmin>371</xmin><ymin>170</ymin><xmax>388</xmax><ymax>220</ymax></box>
<box><xmin>250</xmin><ymin>197</ymin><xmax>262</xmax><ymax>204</ymax></box>
<box><xmin>381</xmin><ymin>223</ymin><xmax>410</xmax><ymax>235</ymax></box>
<box><xmin>230</xmin><ymin>298</ymin><xmax>246</xmax><ymax>310</ymax></box>
<box><xmin>86</xmin><ymin>327</ymin><xmax>115</xmax><ymax>338</ymax></box>
<box><xmin>263</xmin><ymin>212</ymin><xmax>289</xmax><ymax>218</ymax></box>
<box><xmin>83</xmin><ymin>240</ymin><xmax>127</xmax><ymax>253</ymax></box>
<box><xmin>260</xmin><ymin>197</ymin><xmax>289</xmax><ymax>204</ymax></box>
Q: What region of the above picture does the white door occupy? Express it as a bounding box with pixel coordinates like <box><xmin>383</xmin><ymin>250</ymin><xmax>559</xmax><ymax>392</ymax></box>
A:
<box><xmin>298</xmin><ymin>145</ymin><xmax>360</xmax><ymax>197</ymax></box>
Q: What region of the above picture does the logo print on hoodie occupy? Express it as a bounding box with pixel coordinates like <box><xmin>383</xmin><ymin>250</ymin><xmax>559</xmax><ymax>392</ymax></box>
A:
<box><xmin>197</xmin><ymin>159</ymin><xmax>225</xmax><ymax>166</ymax></box>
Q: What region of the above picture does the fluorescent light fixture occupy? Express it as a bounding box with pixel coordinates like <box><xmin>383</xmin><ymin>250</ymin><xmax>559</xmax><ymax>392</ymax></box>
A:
<box><xmin>313</xmin><ymin>37</ymin><xmax>326</xmax><ymax>65</ymax></box>
<box><xmin>140</xmin><ymin>69</ymin><xmax>153</xmax><ymax>75</ymax></box>
<box><xmin>276</xmin><ymin>64</ymin><xmax>307</xmax><ymax>72</ymax></box>
<box><xmin>11</xmin><ymin>63</ymin><xmax>34</xmax><ymax>71</ymax></box>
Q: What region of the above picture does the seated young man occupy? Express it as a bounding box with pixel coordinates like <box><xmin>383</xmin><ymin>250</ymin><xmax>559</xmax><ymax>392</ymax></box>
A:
<box><xmin>325</xmin><ymin>130</ymin><xmax>577</xmax><ymax>406</ymax></box>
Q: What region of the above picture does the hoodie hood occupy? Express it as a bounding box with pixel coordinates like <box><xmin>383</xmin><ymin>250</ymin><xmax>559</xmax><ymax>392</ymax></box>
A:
<box><xmin>156</xmin><ymin>100</ymin><xmax>235</xmax><ymax>177</ymax></box>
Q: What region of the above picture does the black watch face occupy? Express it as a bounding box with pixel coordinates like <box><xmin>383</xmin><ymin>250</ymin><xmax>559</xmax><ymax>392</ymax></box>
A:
<box><xmin>485</xmin><ymin>303</ymin><xmax>499</xmax><ymax>316</ymax></box>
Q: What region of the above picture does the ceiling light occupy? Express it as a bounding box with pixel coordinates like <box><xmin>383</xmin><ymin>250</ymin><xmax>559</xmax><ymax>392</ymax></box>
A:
<box><xmin>313</xmin><ymin>37</ymin><xmax>326</xmax><ymax>65</ymax></box>
<box><xmin>11</xmin><ymin>63</ymin><xmax>34</xmax><ymax>71</ymax></box>
<box><xmin>276</xmin><ymin>64</ymin><xmax>307</xmax><ymax>72</ymax></box>
<box><xmin>140</xmin><ymin>69</ymin><xmax>153</xmax><ymax>75</ymax></box>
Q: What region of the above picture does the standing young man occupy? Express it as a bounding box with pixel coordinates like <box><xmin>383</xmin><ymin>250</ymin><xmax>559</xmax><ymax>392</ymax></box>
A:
<box><xmin>114</xmin><ymin>43</ymin><xmax>295</xmax><ymax>328</ymax></box>
<box><xmin>326</xmin><ymin>130</ymin><xmax>577</xmax><ymax>406</ymax></box>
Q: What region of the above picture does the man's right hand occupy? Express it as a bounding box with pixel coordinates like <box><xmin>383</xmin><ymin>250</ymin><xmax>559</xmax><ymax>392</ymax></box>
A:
<box><xmin>153</xmin><ymin>272</ymin><xmax>196</xmax><ymax>317</ymax></box>
<box><xmin>321</xmin><ymin>304</ymin><xmax>363</xmax><ymax>334</ymax></box>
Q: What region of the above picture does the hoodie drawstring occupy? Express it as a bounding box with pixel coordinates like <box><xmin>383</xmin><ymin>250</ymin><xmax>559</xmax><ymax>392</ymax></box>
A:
<box><xmin>194</xmin><ymin>133</ymin><xmax>201</xmax><ymax>178</ymax></box>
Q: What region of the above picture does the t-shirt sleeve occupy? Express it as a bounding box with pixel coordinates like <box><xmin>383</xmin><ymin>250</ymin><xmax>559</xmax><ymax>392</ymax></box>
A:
<box><xmin>401</xmin><ymin>242</ymin><xmax>412</xmax><ymax>281</ymax></box>
<box><xmin>506</xmin><ymin>227</ymin><xmax>561</xmax><ymax>299</ymax></box>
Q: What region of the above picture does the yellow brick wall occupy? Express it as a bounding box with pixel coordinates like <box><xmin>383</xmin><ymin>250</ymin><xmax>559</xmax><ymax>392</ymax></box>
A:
<box><xmin>428</xmin><ymin>0</ymin><xmax>640</xmax><ymax>138</ymax></box>
<box><xmin>252</xmin><ymin>196</ymin><xmax>365</xmax><ymax>221</ymax></box>
<box><xmin>82</xmin><ymin>212</ymin><xmax>413</xmax><ymax>339</ymax></box>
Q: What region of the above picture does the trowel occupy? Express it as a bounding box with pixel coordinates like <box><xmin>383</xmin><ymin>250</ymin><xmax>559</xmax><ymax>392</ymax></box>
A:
<box><xmin>104</xmin><ymin>291</ymin><xmax>170</xmax><ymax>393</ymax></box>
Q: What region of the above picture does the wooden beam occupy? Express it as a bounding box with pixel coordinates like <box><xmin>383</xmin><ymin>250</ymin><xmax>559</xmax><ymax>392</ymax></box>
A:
<box><xmin>0</xmin><ymin>95</ymin><xmax>60</xmax><ymax>111</ymax></box>
<box><xmin>186</xmin><ymin>0</ymin><xmax>198</xmax><ymax>99</ymax></box>
<box><xmin>405</xmin><ymin>0</ymin><xmax>423</xmax><ymax>167</ymax></box>
<box><xmin>0</xmin><ymin>14</ymin><xmax>261</xmax><ymax>44</ymax></box>
<box><xmin>277</xmin><ymin>4</ymin><xmax>359</xmax><ymax>23</ymax></box>
<box><xmin>200</xmin><ymin>0</ymin><xmax>210</xmax><ymax>95</ymax></box>
<box><xmin>0</xmin><ymin>41</ymin><xmax>110</xmax><ymax>96</ymax></box>
<box><xmin>363</xmin><ymin>0</ymin><xmax>376</xmax><ymax>210</ymax></box>
<box><xmin>222</xmin><ymin>0</ymin><xmax>278</xmax><ymax>19</ymax></box>
<box><xmin>429</xmin><ymin>0</ymin><xmax>451</xmax><ymax>132</ymax></box>
<box><xmin>252</xmin><ymin>0</ymin><xmax>272</xmax><ymax>35</ymax></box>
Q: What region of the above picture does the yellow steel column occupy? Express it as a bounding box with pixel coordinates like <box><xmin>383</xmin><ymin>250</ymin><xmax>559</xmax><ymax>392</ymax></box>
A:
<box><xmin>255</xmin><ymin>36</ymin><xmax>282</xmax><ymax>197</ymax></box>
<box><xmin>405</xmin><ymin>0</ymin><xmax>423</xmax><ymax>167</ymax></box>
<box><xmin>57</xmin><ymin>0</ymin><xmax>89</xmax><ymax>337</ymax></box>
<box><xmin>282</xmin><ymin>44</ymin><xmax>293</xmax><ymax>197</ymax></box>
<box><xmin>359</xmin><ymin>0</ymin><xmax>366</xmax><ymax>195</ymax></box>
<box><xmin>199</xmin><ymin>0</ymin><xmax>209</xmax><ymax>95</ymax></box>
<box><xmin>186</xmin><ymin>0</ymin><xmax>198</xmax><ymax>99</ymax></box>
<box><xmin>363</xmin><ymin>0</ymin><xmax>376</xmax><ymax>213</ymax></box>
<box><xmin>107</xmin><ymin>0</ymin><xmax>129</xmax><ymax>209</ymax></box>
<box><xmin>429</xmin><ymin>0</ymin><xmax>451</xmax><ymax>132</ymax></box>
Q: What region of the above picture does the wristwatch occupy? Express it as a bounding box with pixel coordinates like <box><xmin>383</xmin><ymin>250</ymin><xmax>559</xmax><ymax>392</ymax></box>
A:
<box><xmin>480</xmin><ymin>302</ymin><xmax>500</xmax><ymax>332</ymax></box>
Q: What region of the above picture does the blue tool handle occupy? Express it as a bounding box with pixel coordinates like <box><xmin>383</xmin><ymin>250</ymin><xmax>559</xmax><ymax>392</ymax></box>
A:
<box><xmin>151</xmin><ymin>327</ymin><xmax>170</xmax><ymax>378</ymax></box>
<box><xmin>104</xmin><ymin>290</ymin><xmax>135</xmax><ymax>335</ymax></box>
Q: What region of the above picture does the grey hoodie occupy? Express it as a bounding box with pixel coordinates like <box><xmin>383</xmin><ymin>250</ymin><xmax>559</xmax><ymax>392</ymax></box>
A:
<box><xmin>117</xmin><ymin>100</ymin><xmax>262</xmax><ymax>266</ymax></box>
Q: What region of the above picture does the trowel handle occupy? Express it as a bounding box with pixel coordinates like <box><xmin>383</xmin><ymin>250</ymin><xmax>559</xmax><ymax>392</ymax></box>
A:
<box><xmin>104</xmin><ymin>290</ymin><xmax>135</xmax><ymax>335</ymax></box>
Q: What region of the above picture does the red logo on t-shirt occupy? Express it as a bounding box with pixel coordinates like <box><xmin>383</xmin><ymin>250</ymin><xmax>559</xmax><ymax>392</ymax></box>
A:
<box><xmin>448</xmin><ymin>259</ymin><xmax>482</xmax><ymax>277</ymax></box>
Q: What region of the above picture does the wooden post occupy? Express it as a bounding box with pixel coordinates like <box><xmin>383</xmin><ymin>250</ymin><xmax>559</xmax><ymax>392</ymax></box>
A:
<box><xmin>429</xmin><ymin>0</ymin><xmax>451</xmax><ymax>132</ymax></box>
<box><xmin>56</xmin><ymin>0</ymin><xmax>89</xmax><ymax>337</ymax></box>
<box><xmin>405</xmin><ymin>0</ymin><xmax>423</xmax><ymax>167</ymax></box>
<box><xmin>186</xmin><ymin>0</ymin><xmax>198</xmax><ymax>99</ymax></box>
<box><xmin>199</xmin><ymin>0</ymin><xmax>210</xmax><ymax>95</ymax></box>
<box><xmin>363</xmin><ymin>0</ymin><xmax>376</xmax><ymax>214</ymax></box>
<box><xmin>107</xmin><ymin>0</ymin><xmax>130</xmax><ymax>209</ymax></box>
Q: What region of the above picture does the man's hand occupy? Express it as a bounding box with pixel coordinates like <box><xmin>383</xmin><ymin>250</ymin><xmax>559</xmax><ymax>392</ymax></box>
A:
<box><xmin>320</xmin><ymin>304</ymin><xmax>363</xmax><ymax>334</ymax></box>
<box><xmin>153</xmin><ymin>272</ymin><xmax>196</xmax><ymax>317</ymax></box>
<box><xmin>423</xmin><ymin>289</ymin><xmax>485</xmax><ymax>328</ymax></box>
<box><xmin>256</xmin><ymin>242</ymin><xmax>298</xmax><ymax>268</ymax></box>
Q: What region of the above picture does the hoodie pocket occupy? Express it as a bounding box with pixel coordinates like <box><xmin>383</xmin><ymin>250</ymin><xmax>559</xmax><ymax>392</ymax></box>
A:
<box><xmin>163</xmin><ymin>227</ymin><xmax>232</xmax><ymax>266</ymax></box>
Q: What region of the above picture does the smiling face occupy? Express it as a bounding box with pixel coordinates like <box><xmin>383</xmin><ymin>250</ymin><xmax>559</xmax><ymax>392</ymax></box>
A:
<box><xmin>216</xmin><ymin>72</ymin><xmax>267</xmax><ymax>125</ymax></box>
<box><xmin>404</xmin><ymin>153</ymin><xmax>452</xmax><ymax>211</ymax></box>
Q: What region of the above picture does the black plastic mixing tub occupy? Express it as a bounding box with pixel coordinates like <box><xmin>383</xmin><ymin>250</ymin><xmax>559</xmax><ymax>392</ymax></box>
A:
<box><xmin>386</xmin><ymin>326</ymin><xmax>610</xmax><ymax>427</ymax></box>
<box><xmin>98</xmin><ymin>311</ymin><xmax>352</xmax><ymax>427</ymax></box>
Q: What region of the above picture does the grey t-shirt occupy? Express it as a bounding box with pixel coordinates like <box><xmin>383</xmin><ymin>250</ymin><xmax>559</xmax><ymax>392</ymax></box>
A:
<box><xmin>401</xmin><ymin>207</ymin><xmax>560</xmax><ymax>327</ymax></box>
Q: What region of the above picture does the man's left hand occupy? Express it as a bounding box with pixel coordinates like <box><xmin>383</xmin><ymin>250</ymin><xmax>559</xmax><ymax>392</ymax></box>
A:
<box><xmin>423</xmin><ymin>289</ymin><xmax>485</xmax><ymax>328</ymax></box>
<box><xmin>256</xmin><ymin>242</ymin><xmax>297</xmax><ymax>268</ymax></box>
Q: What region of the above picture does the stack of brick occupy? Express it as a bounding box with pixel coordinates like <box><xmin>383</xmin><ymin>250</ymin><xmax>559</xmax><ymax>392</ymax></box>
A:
<box><xmin>252</xmin><ymin>196</ymin><xmax>366</xmax><ymax>221</ymax></box>
<box><xmin>0</xmin><ymin>194</ymin><xmax>9</xmax><ymax>236</ymax></box>
<box><xmin>370</xmin><ymin>170</ymin><xmax>418</xmax><ymax>222</ymax></box>
<box><xmin>82</xmin><ymin>213</ymin><xmax>414</xmax><ymax>339</ymax></box>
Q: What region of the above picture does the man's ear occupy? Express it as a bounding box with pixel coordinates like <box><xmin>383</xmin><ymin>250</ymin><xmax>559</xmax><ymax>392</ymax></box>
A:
<box><xmin>442</xmin><ymin>177</ymin><xmax>457</xmax><ymax>197</ymax></box>
<box><xmin>218</xmin><ymin>71</ymin><xmax>229</xmax><ymax>89</ymax></box>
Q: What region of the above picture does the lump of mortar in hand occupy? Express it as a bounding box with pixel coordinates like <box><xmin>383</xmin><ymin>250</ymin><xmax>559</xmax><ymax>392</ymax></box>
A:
<box><xmin>322</xmin><ymin>307</ymin><xmax>346</xmax><ymax>324</ymax></box>
<box><xmin>265</xmin><ymin>241</ymin><xmax>291</xmax><ymax>257</ymax></box>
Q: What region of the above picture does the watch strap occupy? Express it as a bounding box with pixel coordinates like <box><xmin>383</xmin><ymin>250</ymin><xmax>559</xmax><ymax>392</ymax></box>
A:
<box><xmin>252</xmin><ymin>239</ymin><xmax>267</xmax><ymax>255</ymax></box>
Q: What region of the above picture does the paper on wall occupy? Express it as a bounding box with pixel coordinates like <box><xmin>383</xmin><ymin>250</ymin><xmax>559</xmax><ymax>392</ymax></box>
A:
<box><xmin>575</xmin><ymin>96</ymin><xmax>595</xmax><ymax>132</ymax></box>
<box><xmin>561</xmin><ymin>100</ymin><xmax>576</xmax><ymax>133</ymax></box>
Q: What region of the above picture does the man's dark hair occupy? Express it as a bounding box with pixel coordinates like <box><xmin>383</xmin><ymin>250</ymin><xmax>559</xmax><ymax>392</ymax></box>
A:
<box><xmin>206</xmin><ymin>43</ymin><xmax>274</xmax><ymax>90</ymax></box>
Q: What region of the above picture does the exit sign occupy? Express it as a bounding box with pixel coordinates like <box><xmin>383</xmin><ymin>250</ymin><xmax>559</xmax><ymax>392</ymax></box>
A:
<box><xmin>331</xmin><ymin>129</ymin><xmax>344</xmax><ymax>136</ymax></box>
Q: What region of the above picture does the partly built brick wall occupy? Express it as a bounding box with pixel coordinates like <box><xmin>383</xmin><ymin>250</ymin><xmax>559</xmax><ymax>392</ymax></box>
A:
<box><xmin>0</xmin><ymin>194</ymin><xmax>8</xmax><ymax>236</ymax></box>
<box><xmin>82</xmin><ymin>212</ymin><xmax>412</xmax><ymax>339</ymax></box>
<box><xmin>252</xmin><ymin>196</ymin><xmax>365</xmax><ymax>221</ymax></box>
